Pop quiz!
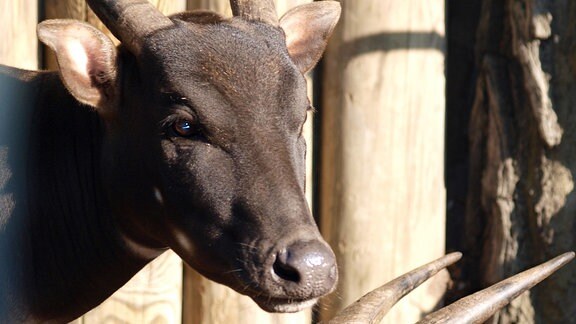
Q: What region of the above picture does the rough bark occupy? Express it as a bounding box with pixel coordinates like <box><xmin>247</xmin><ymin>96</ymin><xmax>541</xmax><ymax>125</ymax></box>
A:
<box><xmin>463</xmin><ymin>0</ymin><xmax>576</xmax><ymax>322</ymax></box>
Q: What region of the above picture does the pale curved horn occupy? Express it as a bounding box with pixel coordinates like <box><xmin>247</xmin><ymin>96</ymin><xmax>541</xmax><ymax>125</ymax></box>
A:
<box><xmin>230</xmin><ymin>0</ymin><xmax>278</xmax><ymax>26</ymax></box>
<box><xmin>418</xmin><ymin>252</ymin><xmax>575</xmax><ymax>324</ymax></box>
<box><xmin>329</xmin><ymin>252</ymin><xmax>463</xmax><ymax>324</ymax></box>
<box><xmin>86</xmin><ymin>0</ymin><xmax>173</xmax><ymax>53</ymax></box>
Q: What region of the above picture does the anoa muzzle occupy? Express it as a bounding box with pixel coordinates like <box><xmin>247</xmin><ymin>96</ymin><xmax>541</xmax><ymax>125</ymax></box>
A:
<box><xmin>0</xmin><ymin>0</ymin><xmax>340</xmax><ymax>322</ymax></box>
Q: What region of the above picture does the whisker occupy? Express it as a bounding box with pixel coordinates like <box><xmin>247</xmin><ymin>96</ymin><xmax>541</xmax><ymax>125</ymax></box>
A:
<box><xmin>223</xmin><ymin>268</ymin><xmax>244</xmax><ymax>275</ymax></box>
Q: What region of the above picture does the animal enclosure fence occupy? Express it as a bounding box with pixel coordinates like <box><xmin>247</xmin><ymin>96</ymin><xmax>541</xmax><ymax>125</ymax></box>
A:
<box><xmin>0</xmin><ymin>0</ymin><xmax>446</xmax><ymax>323</ymax></box>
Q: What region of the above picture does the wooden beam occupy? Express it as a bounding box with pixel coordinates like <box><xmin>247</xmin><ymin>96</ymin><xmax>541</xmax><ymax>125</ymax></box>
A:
<box><xmin>72</xmin><ymin>251</ymin><xmax>183</xmax><ymax>323</ymax></box>
<box><xmin>0</xmin><ymin>0</ymin><xmax>38</xmax><ymax>69</ymax></box>
<box><xmin>43</xmin><ymin>0</ymin><xmax>85</xmax><ymax>69</ymax></box>
<box><xmin>319</xmin><ymin>0</ymin><xmax>447</xmax><ymax>323</ymax></box>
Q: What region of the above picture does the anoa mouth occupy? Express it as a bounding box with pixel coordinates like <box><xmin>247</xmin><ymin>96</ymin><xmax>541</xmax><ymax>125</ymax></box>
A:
<box><xmin>251</xmin><ymin>295</ymin><xmax>319</xmax><ymax>313</ymax></box>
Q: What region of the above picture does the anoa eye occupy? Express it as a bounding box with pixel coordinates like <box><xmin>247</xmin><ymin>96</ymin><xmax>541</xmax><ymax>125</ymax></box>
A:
<box><xmin>173</xmin><ymin>119</ymin><xmax>196</xmax><ymax>137</ymax></box>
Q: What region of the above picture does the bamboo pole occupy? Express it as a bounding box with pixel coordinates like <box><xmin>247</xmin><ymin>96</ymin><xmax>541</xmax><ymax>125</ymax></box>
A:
<box><xmin>41</xmin><ymin>2</ymin><xmax>186</xmax><ymax>323</ymax></box>
<box><xmin>181</xmin><ymin>1</ymin><xmax>313</xmax><ymax>323</ymax></box>
<box><xmin>319</xmin><ymin>0</ymin><xmax>447</xmax><ymax>323</ymax></box>
<box><xmin>0</xmin><ymin>0</ymin><xmax>38</xmax><ymax>69</ymax></box>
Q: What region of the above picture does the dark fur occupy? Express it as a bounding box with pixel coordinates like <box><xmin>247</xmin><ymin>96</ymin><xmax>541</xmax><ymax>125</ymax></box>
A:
<box><xmin>0</xmin><ymin>10</ymin><xmax>337</xmax><ymax>323</ymax></box>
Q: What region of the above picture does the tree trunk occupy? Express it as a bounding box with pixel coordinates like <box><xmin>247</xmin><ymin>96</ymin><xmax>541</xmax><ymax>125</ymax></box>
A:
<box><xmin>319</xmin><ymin>0</ymin><xmax>447</xmax><ymax>323</ymax></box>
<box><xmin>463</xmin><ymin>0</ymin><xmax>576</xmax><ymax>322</ymax></box>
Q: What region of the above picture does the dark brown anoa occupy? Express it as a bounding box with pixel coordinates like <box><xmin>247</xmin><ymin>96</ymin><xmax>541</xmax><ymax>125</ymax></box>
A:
<box><xmin>0</xmin><ymin>1</ymin><xmax>341</xmax><ymax>322</ymax></box>
<box><xmin>3</xmin><ymin>1</ymin><xmax>571</xmax><ymax>322</ymax></box>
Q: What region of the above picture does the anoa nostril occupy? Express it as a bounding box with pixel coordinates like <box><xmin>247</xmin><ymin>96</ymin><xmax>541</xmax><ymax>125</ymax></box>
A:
<box><xmin>273</xmin><ymin>250</ymin><xmax>301</xmax><ymax>283</ymax></box>
<box><xmin>272</xmin><ymin>241</ymin><xmax>337</xmax><ymax>288</ymax></box>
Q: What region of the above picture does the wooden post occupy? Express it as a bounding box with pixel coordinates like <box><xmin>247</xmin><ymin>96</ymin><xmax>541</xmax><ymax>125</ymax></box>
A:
<box><xmin>74</xmin><ymin>251</ymin><xmax>183</xmax><ymax>323</ymax></box>
<box><xmin>0</xmin><ymin>0</ymin><xmax>38</xmax><ymax>69</ymax></box>
<box><xmin>319</xmin><ymin>0</ymin><xmax>447</xmax><ymax>323</ymax></box>
<box><xmin>40</xmin><ymin>1</ymin><xmax>186</xmax><ymax>323</ymax></box>
<box><xmin>181</xmin><ymin>1</ymin><xmax>313</xmax><ymax>323</ymax></box>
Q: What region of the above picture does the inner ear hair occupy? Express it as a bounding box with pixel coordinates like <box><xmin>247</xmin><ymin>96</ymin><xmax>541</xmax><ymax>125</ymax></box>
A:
<box><xmin>279</xmin><ymin>1</ymin><xmax>341</xmax><ymax>73</ymax></box>
<box><xmin>38</xmin><ymin>19</ymin><xmax>119</xmax><ymax>113</ymax></box>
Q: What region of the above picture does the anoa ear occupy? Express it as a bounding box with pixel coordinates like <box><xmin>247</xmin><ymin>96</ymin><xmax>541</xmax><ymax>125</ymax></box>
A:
<box><xmin>37</xmin><ymin>20</ymin><xmax>118</xmax><ymax>114</ymax></box>
<box><xmin>279</xmin><ymin>1</ymin><xmax>341</xmax><ymax>74</ymax></box>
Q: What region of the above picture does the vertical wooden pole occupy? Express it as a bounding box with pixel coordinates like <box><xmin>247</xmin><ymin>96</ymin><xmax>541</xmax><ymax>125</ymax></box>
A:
<box><xmin>0</xmin><ymin>0</ymin><xmax>38</xmax><ymax>69</ymax></box>
<box><xmin>74</xmin><ymin>251</ymin><xmax>183</xmax><ymax>323</ymax></box>
<box><xmin>319</xmin><ymin>0</ymin><xmax>447</xmax><ymax>323</ymax></box>
<box><xmin>181</xmin><ymin>1</ymin><xmax>313</xmax><ymax>323</ymax></box>
<box><xmin>43</xmin><ymin>0</ymin><xmax>86</xmax><ymax>70</ymax></box>
<box><xmin>40</xmin><ymin>1</ymin><xmax>186</xmax><ymax>323</ymax></box>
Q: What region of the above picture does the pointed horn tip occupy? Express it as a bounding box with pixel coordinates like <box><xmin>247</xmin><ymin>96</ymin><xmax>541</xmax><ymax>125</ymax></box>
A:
<box><xmin>431</xmin><ymin>252</ymin><xmax>462</xmax><ymax>270</ymax></box>
<box><xmin>328</xmin><ymin>253</ymin><xmax>463</xmax><ymax>324</ymax></box>
<box><xmin>417</xmin><ymin>252</ymin><xmax>575</xmax><ymax>324</ymax></box>
<box><xmin>444</xmin><ymin>251</ymin><xmax>463</xmax><ymax>263</ymax></box>
<box><xmin>230</xmin><ymin>0</ymin><xmax>279</xmax><ymax>25</ymax></box>
<box><xmin>549</xmin><ymin>251</ymin><xmax>575</xmax><ymax>269</ymax></box>
<box><xmin>558</xmin><ymin>251</ymin><xmax>575</xmax><ymax>261</ymax></box>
